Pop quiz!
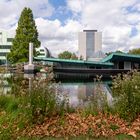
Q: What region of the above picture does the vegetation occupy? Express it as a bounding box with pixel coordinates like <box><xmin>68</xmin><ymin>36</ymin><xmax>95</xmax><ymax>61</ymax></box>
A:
<box><xmin>112</xmin><ymin>70</ymin><xmax>140</xmax><ymax>122</ymax></box>
<box><xmin>58</xmin><ymin>51</ymin><xmax>78</xmax><ymax>60</ymax></box>
<box><xmin>105</xmin><ymin>50</ymin><xmax>124</xmax><ymax>56</ymax></box>
<box><xmin>0</xmin><ymin>71</ymin><xmax>140</xmax><ymax>139</ymax></box>
<box><xmin>7</xmin><ymin>7</ymin><xmax>40</xmax><ymax>63</ymax></box>
<box><xmin>129</xmin><ymin>48</ymin><xmax>140</xmax><ymax>55</ymax></box>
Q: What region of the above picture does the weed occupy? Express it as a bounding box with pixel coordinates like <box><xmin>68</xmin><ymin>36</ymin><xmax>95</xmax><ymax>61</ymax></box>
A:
<box><xmin>110</xmin><ymin>123</ymin><xmax>120</xmax><ymax>131</ymax></box>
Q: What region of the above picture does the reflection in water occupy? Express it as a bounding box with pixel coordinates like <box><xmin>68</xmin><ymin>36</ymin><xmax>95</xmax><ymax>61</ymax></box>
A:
<box><xmin>1</xmin><ymin>73</ymin><xmax>113</xmax><ymax>107</ymax></box>
<box><xmin>0</xmin><ymin>73</ymin><xmax>12</xmax><ymax>94</ymax></box>
<box><xmin>0</xmin><ymin>80</ymin><xmax>11</xmax><ymax>94</ymax></box>
<box><xmin>57</xmin><ymin>82</ymin><xmax>113</xmax><ymax>107</ymax></box>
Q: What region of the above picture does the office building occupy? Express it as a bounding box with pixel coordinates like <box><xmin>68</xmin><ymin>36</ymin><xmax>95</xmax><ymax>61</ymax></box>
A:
<box><xmin>0</xmin><ymin>30</ymin><xmax>13</xmax><ymax>64</ymax></box>
<box><xmin>78</xmin><ymin>30</ymin><xmax>105</xmax><ymax>61</ymax></box>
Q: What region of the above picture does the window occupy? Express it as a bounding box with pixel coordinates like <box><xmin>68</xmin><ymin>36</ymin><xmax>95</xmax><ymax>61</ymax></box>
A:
<box><xmin>7</xmin><ymin>38</ymin><xmax>13</xmax><ymax>42</ymax></box>
<box><xmin>40</xmin><ymin>49</ymin><xmax>44</xmax><ymax>52</ymax></box>
<box><xmin>0</xmin><ymin>45</ymin><xmax>11</xmax><ymax>49</ymax></box>
<box><xmin>0</xmin><ymin>52</ymin><xmax>7</xmax><ymax>56</ymax></box>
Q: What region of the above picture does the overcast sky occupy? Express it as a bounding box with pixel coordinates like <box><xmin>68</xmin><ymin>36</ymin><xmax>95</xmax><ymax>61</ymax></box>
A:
<box><xmin>0</xmin><ymin>0</ymin><xmax>140</xmax><ymax>56</ymax></box>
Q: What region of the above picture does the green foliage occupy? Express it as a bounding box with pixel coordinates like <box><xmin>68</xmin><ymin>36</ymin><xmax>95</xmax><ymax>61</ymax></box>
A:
<box><xmin>106</xmin><ymin>50</ymin><xmax>124</xmax><ymax>56</ymax></box>
<box><xmin>110</xmin><ymin>123</ymin><xmax>120</xmax><ymax>131</ymax></box>
<box><xmin>112</xmin><ymin>71</ymin><xmax>140</xmax><ymax>121</ymax></box>
<box><xmin>129</xmin><ymin>48</ymin><xmax>140</xmax><ymax>55</ymax></box>
<box><xmin>0</xmin><ymin>95</ymin><xmax>19</xmax><ymax>112</ymax></box>
<box><xmin>7</xmin><ymin>7</ymin><xmax>40</xmax><ymax>63</ymax></box>
<box><xmin>58</xmin><ymin>51</ymin><xmax>78</xmax><ymax>59</ymax></box>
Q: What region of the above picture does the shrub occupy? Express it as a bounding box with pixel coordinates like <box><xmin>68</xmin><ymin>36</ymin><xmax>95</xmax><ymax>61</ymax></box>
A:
<box><xmin>112</xmin><ymin>70</ymin><xmax>140</xmax><ymax>121</ymax></box>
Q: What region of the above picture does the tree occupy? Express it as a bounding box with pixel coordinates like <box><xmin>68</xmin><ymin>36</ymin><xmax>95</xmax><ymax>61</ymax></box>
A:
<box><xmin>106</xmin><ymin>50</ymin><xmax>124</xmax><ymax>56</ymax></box>
<box><xmin>129</xmin><ymin>48</ymin><xmax>140</xmax><ymax>55</ymax></box>
<box><xmin>8</xmin><ymin>7</ymin><xmax>40</xmax><ymax>63</ymax></box>
<box><xmin>58</xmin><ymin>51</ymin><xmax>78</xmax><ymax>60</ymax></box>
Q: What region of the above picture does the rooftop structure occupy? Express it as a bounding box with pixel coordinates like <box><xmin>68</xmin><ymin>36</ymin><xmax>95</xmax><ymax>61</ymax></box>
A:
<box><xmin>0</xmin><ymin>30</ymin><xmax>13</xmax><ymax>64</ymax></box>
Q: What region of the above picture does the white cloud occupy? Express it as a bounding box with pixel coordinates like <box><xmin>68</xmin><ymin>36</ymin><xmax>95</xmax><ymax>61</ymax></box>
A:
<box><xmin>36</xmin><ymin>18</ymin><xmax>83</xmax><ymax>56</ymax></box>
<box><xmin>0</xmin><ymin>0</ymin><xmax>54</xmax><ymax>29</ymax></box>
<box><xmin>1</xmin><ymin>0</ymin><xmax>140</xmax><ymax>56</ymax></box>
<box><xmin>66</xmin><ymin>0</ymin><xmax>140</xmax><ymax>53</ymax></box>
<box><xmin>67</xmin><ymin>0</ymin><xmax>83</xmax><ymax>13</ymax></box>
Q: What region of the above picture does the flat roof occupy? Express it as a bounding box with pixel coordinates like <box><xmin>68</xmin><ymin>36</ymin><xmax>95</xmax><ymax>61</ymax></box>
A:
<box><xmin>101</xmin><ymin>53</ymin><xmax>140</xmax><ymax>63</ymax></box>
<box><xmin>83</xmin><ymin>30</ymin><xmax>97</xmax><ymax>32</ymax></box>
<box><xmin>34</xmin><ymin>57</ymin><xmax>114</xmax><ymax>67</ymax></box>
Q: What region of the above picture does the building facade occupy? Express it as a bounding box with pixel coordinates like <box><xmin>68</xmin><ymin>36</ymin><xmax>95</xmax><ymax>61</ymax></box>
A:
<box><xmin>0</xmin><ymin>30</ymin><xmax>13</xmax><ymax>64</ymax></box>
<box><xmin>78</xmin><ymin>30</ymin><xmax>104</xmax><ymax>61</ymax></box>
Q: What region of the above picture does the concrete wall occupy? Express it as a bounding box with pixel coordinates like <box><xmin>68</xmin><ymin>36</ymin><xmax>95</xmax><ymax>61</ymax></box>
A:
<box><xmin>78</xmin><ymin>32</ymin><xmax>87</xmax><ymax>60</ymax></box>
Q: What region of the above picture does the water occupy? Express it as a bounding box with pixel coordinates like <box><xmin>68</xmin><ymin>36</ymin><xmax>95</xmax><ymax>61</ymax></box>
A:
<box><xmin>56</xmin><ymin>82</ymin><xmax>113</xmax><ymax>107</ymax></box>
<box><xmin>0</xmin><ymin>73</ymin><xmax>113</xmax><ymax>107</ymax></box>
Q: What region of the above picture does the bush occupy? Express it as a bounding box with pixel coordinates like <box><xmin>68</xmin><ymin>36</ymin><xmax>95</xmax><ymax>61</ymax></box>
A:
<box><xmin>112</xmin><ymin>70</ymin><xmax>140</xmax><ymax>121</ymax></box>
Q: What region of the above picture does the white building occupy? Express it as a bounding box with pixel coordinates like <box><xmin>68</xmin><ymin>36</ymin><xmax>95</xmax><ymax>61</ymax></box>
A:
<box><xmin>0</xmin><ymin>30</ymin><xmax>13</xmax><ymax>64</ymax></box>
<box><xmin>78</xmin><ymin>30</ymin><xmax>105</xmax><ymax>61</ymax></box>
<box><xmin>36</xmin><ymin>46</ymin><xmax>51</xmax><ymax>58</ymax></box>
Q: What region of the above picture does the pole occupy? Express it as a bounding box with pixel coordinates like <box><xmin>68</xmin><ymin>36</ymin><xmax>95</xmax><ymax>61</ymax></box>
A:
<box><xmin>29</xmin><ymin>42</ymin><xmax>33</xmax><ymax>65</ymax></box>
<box><xmin>6</xmin><ymin>54</ymin><xmax>8</xmax><ymax>72</ymax></box>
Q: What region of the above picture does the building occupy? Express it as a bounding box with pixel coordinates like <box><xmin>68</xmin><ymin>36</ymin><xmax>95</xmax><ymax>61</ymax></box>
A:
<box><xmin>36</xmin><ymin>46</ymin><xmax>51</xmax><ymax>58</ymax></box>
<box><xmin>34</xmin><ymin>29</ymin><xmax>140</xmax><ymax>80</ymax></box>
<box><xmin>0</xmin><ymin>30</ymin><xmax>13</xmax><ymax>64</ymax></box>
<box><xmin>78</xmin><ymin>30</ymin><xmax>105</xmax><ymax>61</ymax></box>
<box><xmin>34</xmin><ymin>52</ymin><xmax>140</xmax><ymax>80</ymax></box>
<box><xmin>101</xmin><ymin>52</ymin><xmax>140</xmax><ymax>70</ymax></box>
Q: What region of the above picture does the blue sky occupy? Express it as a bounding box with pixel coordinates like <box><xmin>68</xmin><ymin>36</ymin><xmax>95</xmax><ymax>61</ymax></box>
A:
<box><xmin>0</xmin><ymin>0</ymin><xmax>140</xmax><ymax>56</ymax></box>
<box><xmin>48</xmin><ymin>0</ymin><xmax>73</xmax><ymax>24</ymax></box>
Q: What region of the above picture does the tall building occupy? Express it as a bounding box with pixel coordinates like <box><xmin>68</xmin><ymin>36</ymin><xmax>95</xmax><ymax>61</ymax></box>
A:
<box><xmin>0</xmin><ymin>30</ymin><xmax>13</xmax><ymax>64</ymax></box>
<box><xmin>78</xmin><ymin>30</ymin><xmax>105</xmax><ymax>61</ymax></box>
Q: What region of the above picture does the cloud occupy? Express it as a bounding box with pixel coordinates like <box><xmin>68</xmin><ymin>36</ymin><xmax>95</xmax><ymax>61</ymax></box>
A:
<box><xmin>35</xmin><ymin>18</ymin><xmax>83</xmax><ymax>56</ymax></box>
<box><xmin>1</xmin><ymin>0</ymin><xmax>140</xmax><ymax>56</ymax></box>
<box><xmin>0</xmin><ymin>0</ymin><xmax>54</xmax><ymax>29</ymax></box>
<box><xmin>66</xmin><ymin>0</ymin><xmax>140</xmax><ymax>53</ymax></box>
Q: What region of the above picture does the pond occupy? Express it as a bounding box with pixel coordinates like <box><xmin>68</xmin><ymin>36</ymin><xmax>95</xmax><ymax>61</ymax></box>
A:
<box><xmin>0</xmin><ymin>73</ymin><xmax>113</xmax><ymax>107</ymax></box>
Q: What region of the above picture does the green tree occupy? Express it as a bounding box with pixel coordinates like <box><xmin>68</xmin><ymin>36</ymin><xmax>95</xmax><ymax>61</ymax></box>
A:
<box><xmin>106</xmin><ymin>50</ymin><xmax>124</xmax><ymax>56</ymax></box>
<box><xmin>129</xmin><ymin>48</ymin><xmax>140</xmax><ymax>55</ymax></box>
<box><xmin>58</xmin><ymin>51</ymin><xmax>78</xmax><ymax>60</ymax></box>
<box><xmin>8</xmin><ymin>7</ymin><xmax>40</xmax><ymax>63</ymax></box>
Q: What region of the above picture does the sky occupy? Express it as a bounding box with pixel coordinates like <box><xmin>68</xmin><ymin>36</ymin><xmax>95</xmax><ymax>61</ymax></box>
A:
<box><xmin>0</xmin><ymin>0</ymin><xmax>140</xmax><ymax>56</ymax></box>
